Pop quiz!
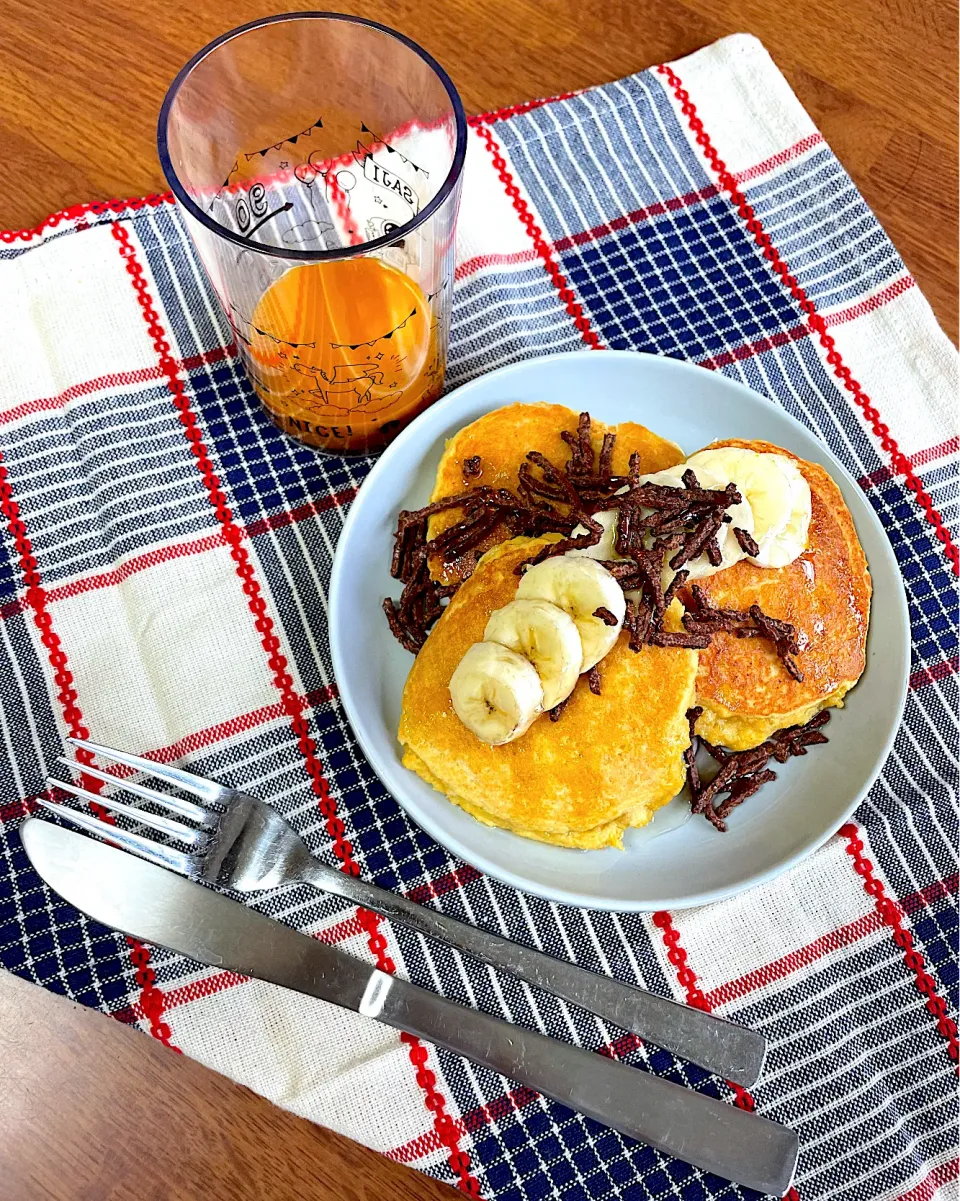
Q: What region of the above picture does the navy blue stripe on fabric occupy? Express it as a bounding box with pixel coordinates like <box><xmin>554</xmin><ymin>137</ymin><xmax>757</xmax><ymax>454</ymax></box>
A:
<box><xmin>247</xmin><ymin>520</ymin><xmax>342</xmax><ymax>699</ymax></box>
<box><xmin>860</xmin><ymin>686</ymin><xmax>959</xmax><ymax>864</ymax></box>
<box><xmin>496</xmin><ymin>74</ymin><xmax>713</xmax><ymax>243</ymax></box>
<box><xmin>0</xmin><ymin>385</ymin><xmax>217</xmax><ymax>585</ymax></box>
<box><xmin>0</xmin><ymin>828</ymin><xmax>136</xmax><ymax>1010</ymax></box>
<box><xmin>0</xmin><ymin>606</ymin><xmax>135</xmax><ymax>1009</ymax></box>
<box><xmin>449</xmin><ymin>265</ymin><xmax>584</xmax><ymax>386</ymax></box>
<box><xmin>717</xmin><ymin>338</ymin><xmax>882</xmax><ymax>476</ymax></box>
<box><xmin>918</xmin><ymin>461</ymin><xmax>959</xmax><ymax>541</ymax></box>
<box><xmin>868</xmin><ymin>476</ymin><xmax>958</xmax><ymax>671</ymax></box>
<box><xmin>0</xmin><ymin>520</ymin><xmax>15</xmax><ymax>602</ymax></box>
<box><xmin>187</xmin><ymin>361</ymin><xmax>369</xmax><ymax>525</ymax></box>
<box><xmin>0</xmin><ymin>607</ymin><xmax>60</xmax><ymax>812</ymax></box>
<box><xmin>136</xmin><ymin>205</ymin><xmax>234</xmax><ymax>358</ymax></box>
<box><xmin>743</xmin><ymin>150</ymin><xmax>906</xmax><ymax>312</ymax></box>
<box><xmin>729</xmin><ymin>942</ymin><xmax>957</xmax><ymax>1198</ymax></box>
<box><xmin>908</xmin><ymin>893</ymin><xmax>959</xmax><ymax>1016</ymax></box>
<box><xmin>0</xmin><ymin>421</ymin><xmax>142</xmax><ymax>1015</ymax></box>
<box><xmin>558</xmin><ymin>199</ymin><xmax>802</xmax><ymax>359</ymax></box>
<box><xmin>454</xmin><ymin>1060</ymin><xmax>746</xmax><ymax>1201</ymax></box>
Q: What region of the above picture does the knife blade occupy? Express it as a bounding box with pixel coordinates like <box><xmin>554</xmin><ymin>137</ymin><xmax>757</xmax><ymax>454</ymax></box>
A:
<box><xmin>21</xmin><ymin>818</ymin><xmax>798</xmax><ymax>1193</ymax></box>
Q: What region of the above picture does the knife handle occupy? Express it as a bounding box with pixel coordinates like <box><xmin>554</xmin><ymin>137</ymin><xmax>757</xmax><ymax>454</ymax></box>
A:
<box><xmin>304</xmin><ymin>858</ymin><xmax>764</xmax><ymax>1087</ymax></box>
<box><xmin>373</xmin><ymin>972</ymin><xmax>797</xmax><ymax>1194</ymax></box>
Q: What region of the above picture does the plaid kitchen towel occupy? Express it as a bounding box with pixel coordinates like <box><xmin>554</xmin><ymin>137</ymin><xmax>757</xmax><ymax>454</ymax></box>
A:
<box><xmin>0</xmin><ymin>32</ymin><xmax>957</xmax><ymax>1201</ymax></box>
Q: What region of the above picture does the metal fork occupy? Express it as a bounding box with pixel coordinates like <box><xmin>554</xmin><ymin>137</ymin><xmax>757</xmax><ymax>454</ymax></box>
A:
<box><xmin>43</xmin><ymin>736</ymin><xmax>765</xmax><ymax>1086</ymax></box>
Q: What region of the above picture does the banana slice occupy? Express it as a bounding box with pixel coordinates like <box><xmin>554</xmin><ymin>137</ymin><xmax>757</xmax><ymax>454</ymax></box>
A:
<box><xmin>449</xmin><ymin>642</ymin><xmax>544</xmax><ymax>745</ymax></box>
<box><xmin>567</xmin><ymin>509</ymin><xmax>621</xmax><ymax>561</ymax></box>
<box><xmin>685</xmin><ymin>448</ymin><xmax>789</xmax><ymax>555</ymax></box>
<box><xmin>639</xmin><ymin>466</ymin><xmax>755</xmax><ymax>580</ymax></box>
<box><xmin>484</xmin><ymin>598</ymin><xmax>583</xmax><ymax>710</ymax></box>
<box><xmin>517</xmin><ymin>557</ymin><xmax>626</xmax><ymax>671</ymax></box>
<box><xmin>685</xmin><ymin>447</ymin><xmax>809</xmax><ymax>568</ymax></box>
<box><xmin>756</xmin><ymin>454</ymin><xmax>811</xmax><ymax>567</ymax></box>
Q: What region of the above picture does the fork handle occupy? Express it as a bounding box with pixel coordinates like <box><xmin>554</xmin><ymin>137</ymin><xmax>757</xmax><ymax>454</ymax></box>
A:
<box><xmin>300</xmin><ymin>858</ymin><xmax>765</xmax><ymax>1087</ymax></box>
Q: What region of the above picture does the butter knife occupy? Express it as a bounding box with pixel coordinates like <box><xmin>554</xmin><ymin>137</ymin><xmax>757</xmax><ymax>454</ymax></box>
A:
<box><xmin>21</xmin><ymin>818</ymin><xmax>798</xmax><ymax>1193</ymax></box>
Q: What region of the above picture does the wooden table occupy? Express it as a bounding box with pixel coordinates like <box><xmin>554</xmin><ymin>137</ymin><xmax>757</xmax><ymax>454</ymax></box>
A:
<box><xmin>1</xmin><ymin>0</ymin><xmax>956</xmax><ymax>342</ymax></box>
<box><xmin>0</xmin><ymin>3</ymin><xmax>955</xmax><ymax>1199</ymax></box>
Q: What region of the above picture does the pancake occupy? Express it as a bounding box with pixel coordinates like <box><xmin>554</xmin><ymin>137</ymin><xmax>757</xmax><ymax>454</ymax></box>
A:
<box><xmin>427</xmin><ymin>402</ymin><xmax>684</xmax><ymax>583</ymax></box>
<box><xmin>688</xmin><ymin>439</ymin><xmax>871</xmax><ymax>751</ymax></box>
<box><xmin>399</xmin><ymin>535</ymin><xmax>698</xmax><ymax>849</ymax></box>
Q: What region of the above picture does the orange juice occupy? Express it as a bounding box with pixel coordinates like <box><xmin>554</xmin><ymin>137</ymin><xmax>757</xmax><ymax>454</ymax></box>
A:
<box><xmin>243</xmin><ymin>258</ymin><xmax>443</xmax><ymax>453</ymax></box>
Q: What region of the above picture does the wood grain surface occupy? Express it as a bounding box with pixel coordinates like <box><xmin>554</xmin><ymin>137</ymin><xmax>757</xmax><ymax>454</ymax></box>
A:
<box><xmin>0</xmin><ymin>970</ymin><xmax>456</xmax><ymax>1201</ymax></box>
<box><xmin>0</xmin><ymin>0</ymin><xmax>956</xmax><ymax>340</ymax></box>
<box><xmin>0</xmin><ymin>3</ymin><xmax>955</xmax><ymax>1200</ymax></box>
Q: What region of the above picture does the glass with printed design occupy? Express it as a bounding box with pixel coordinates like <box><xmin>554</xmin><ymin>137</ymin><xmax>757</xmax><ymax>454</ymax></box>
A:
<box><xmin>158</xmin><ymin>13</ymin><xmax>466</xmax><ymax>454</ymax></box>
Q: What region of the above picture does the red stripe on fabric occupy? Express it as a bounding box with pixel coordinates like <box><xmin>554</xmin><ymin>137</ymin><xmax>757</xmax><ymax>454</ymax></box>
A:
<box><xmin>455</xmin><ymin>249</ymin><xmax>540</xmax><ymax>281</ymax></box>
<box><xmin>386</xmin><ymin>1028</ymin><xmax>644</xmax><ymax>1164</ymax></box>
<box><xmin>901</xmin><ymin>874</ymin><xmax>959</xmax><ymax>916</ymax></box>
<box><xmin>909</xmin><ymin>436</ymin><xmax>959</xmax><ymax>469</ymax></box>
<box><xmin>312</xmin><ymin>912</ymin><xmax>367</xmax><ymax>944</ymax></box>
<box><xmin>0</xmin><ymin>344</ymin><xmax>237</xmax><ymax>428</ymax></box>
<box><xmin>243</xmin><ymin>488</ymin><xmax>357</xmax><ymax>537</ymax></box>
<box><xmin>141</xmin><ymin>685</ymin><xmax>338</xmax><ymax>767</ymax></box>
<box><xmin>406</xmin><ymin>864</ymin><xmax>482</xmax><ymax>904</ymax></box>
<box><xmin>658</xmin><ymin>61</ymin><xmax>959</xmax><ymax>577</ymax></box>
<box><xmin>698</xmin><ymin>324</ymin><xmax>809</xmax><ymax>370</ymax></box>
<box><xmin>0</xmin><ymin>452</ymin><xmax>176</xmax><ymax>1051</ymax></box>
<box><xmin>109</xmin><ymin>223</ymin><xmax>482</xmax><ymax>1198</ymax></box>
<box><xmin>459</xmin><ymin>1086</ymin><xmax>539</xmax><ymax>1135</ymax></box>
<box><xmin>651</xmin><ymin>910</ymin><xmax>763</xmax><ymax>1139</ymax></box>
<box><xmin>552</xmin><ymin>186</ymin><xmax>719</xmax><ymax>252</ymax></box>
<box><xmin>840</xmin><ymin>824</ymin><xmax>958</xmax><ymax>1060</ymax></box>
<box><xmin>1</xmin><ymin>492</ymin><xmax>357</xmax><ymax>623</ymax></box>
<box><xmin>596</xmin><ymin>1032</ymin><xmax>644</xmax><ymax>1058</ymax></box>
<box><xmin>182</xmin><ymin>345</ymin><xmax>238</xmax><ymax>371</ymax></box>
<box><xmin>469</xmin><ymin>122</ymin><xmax>604</xmax><ymax>351</ymax></box>
<box><xmin>0</xmin><ymin>797</ymin><xmax>34</xmax><ymax>824</ymax></box>
<box><xmin>897</xmin><ymin>1157</ymin><xmax>960</xmax><ymax>1201</ymax></box>
<box><xmin>910</xmin><ymin>657</ymin><xmax>959</xmax><ymax>691</ymax></box>
<box><xmin>0</xmin><ymin>192</ymin><xmax>174</xmax><ymax>244</ymax></box>
<box><xmin>45</xmin><ymin>533</ymin><xmax>227</xmax><ymax>602</ymax></box>
<box><xmin>730</xmin><ymin>133</ymin><xmax>825</xmax><ymax>185</ymax></box>
<box><xmin>0</xmin><ymin>685</ymin><xmax>340</xmax><ymax>830</ymax></box>
<box><xmin>822</xmin><ymin>276</ymin><xmax>916</xmax><ymax>328</ymax></box>
<box><xmin>471</xmin><ymin>91</ymin><xmax>580</xmax><ymax>125</ymax></box>
<box><xmin>860</xmin><ymin>435</ymin><xmax>960</xmax><ymax>489</ymax></box>
<box><xmin>704</xmin><ymin>912</ymin><xmax>882</xmax><ymax>1010</ymax></box>
<box><xmin>115</xmin><ymin>971</ymin><xmax>248</xmax><ymax>1026</ymax></box>
<box><xmin>385</xmin><ymin>1089</ymin><xmax>536</xmax><ymax>1164</ymax></box>
<box><xmin>2</xmin><ymin>367</ymin><xmax>166</xmax><ymax>426</ymax></box>
<box><xmin>705</xmin><ymin>871</ymin><xmax>960</xmax><ymax>1010</ymax></box>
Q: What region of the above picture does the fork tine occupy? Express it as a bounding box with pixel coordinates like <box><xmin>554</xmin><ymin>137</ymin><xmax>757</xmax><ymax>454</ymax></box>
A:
<box><xmin>67</xmin><ymin>737</ymin><xmax>226</xmax><ymax>803</ymax></box>
<box><xmin>58</xmin><ymin>757</ymin><xmax>212</xmax><ymax>824</ymax></box>
<box><xmin>48</xmin><ymin>777</ymin><xmax>209</xmax><ymax>847</ymax></box>
<box><xmin>34</xmin><ymin>797</ymin><xmax>197</xmax><ymax>877</ymax></box>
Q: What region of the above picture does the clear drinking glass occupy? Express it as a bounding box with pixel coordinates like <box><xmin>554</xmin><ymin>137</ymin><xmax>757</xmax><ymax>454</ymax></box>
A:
<box><xmin>158</xmin><ymin>13</ymin><xmax>466</xmax><ymax>454</ymax></box>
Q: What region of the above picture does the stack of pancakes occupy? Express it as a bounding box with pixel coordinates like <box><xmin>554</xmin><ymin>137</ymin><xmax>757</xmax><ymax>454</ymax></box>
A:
<box><xmin>398</xmin><ymin>404</ymin><xmax>871</xmax><ymax>849</ymax></box>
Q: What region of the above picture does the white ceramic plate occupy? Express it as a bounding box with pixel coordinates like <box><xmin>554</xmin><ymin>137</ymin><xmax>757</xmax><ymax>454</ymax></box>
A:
<box><xmin>329</xmin><ymin>351</ymin><xmax>909</xmax><ymax>910</ymax></box>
